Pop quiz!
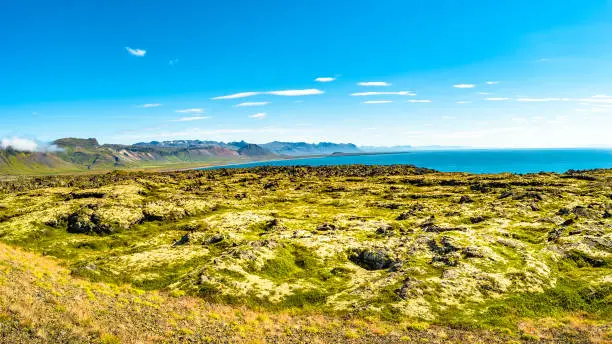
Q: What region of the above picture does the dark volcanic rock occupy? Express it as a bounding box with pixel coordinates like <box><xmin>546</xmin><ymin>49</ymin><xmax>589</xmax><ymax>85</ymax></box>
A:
<box><xmin>396</xmin><ymin>212</ymin><xmax>412</xmax><ymax>220</ymax></box>
<box><xmin>66</xmin><ymin>191</ymin><xmax>107</xmax><ymax>200</ymax></box>
<box><xmin>376</xmin><ymin>225</ymin><xmax>395</xmax><ymax>236</ymax></box>
<box><xmin>561</xmin><ymin>218</ymin><xmax>575</xmax><ymax>226</ymax></box>
<box><xmin>431</xmin><ymin>252</ymin><xmax>460</xmax><ymax>267</ymax></box>
<box><xmin>462</xmin><ymin>246</ymin><xmax>486</xmax><ymax>258</ymax></box>
<box><xmin>316</xmin><ymin>223</ymin><xmax>336</xmax><ymax>231</ymax></box>
<box><xmin>459</xmin><ymin>195</ymin><xmax>473</xmax><ymax>204</ymax></box>
<box><xmin>572</xmin><ymin>206</ymin><xmax>589</xmax><ymax>217</ymax></box>
<box><xmin>548</xmin><ymin>227</ymin><xmax>565</xmax><ymax>242</ymax></box>
<box><xmin>205</xmin><ymin>234</ymin><xmax>225</xmax><ymax>245</ymax></box>
<box><xmin>422</xmin><ymin>224</ymin><xmax>465</xmax><ymax>233</ymax></box>
<box><xmin>349</xmin><ymin>249</ymin><xmax>394</xmax><ymax>270</ymax></box>
<box><xmin>395</xmin><ymin>277</ymin><xmax>422</xmax><ymax>299</ymax></box>
<box><xmin>172</xmin><ymin>234</ymin><xmax>190</xmax><ymax>247</ymax></box>
<box><xmin>557</xmin><ymin>208</ymin><xmax>570</xmax><ymax>216</ymax></box>
<box><xmin>469</xmin><ymin>216</ymin><xmax>486</xmax><ymax>224</ymax></box>
<box><xmin>66</xmin><ymin>206</ymin><xmax>112</xmax><ymax>235</ymax></box>
<box><xmin>263</xmin><ymin>182</ymin><xmax>277</xmax><ymax>190</ymax></box>
<box><xmin>428</xmin><ymin>236</ymin><xmax>461</xmax><ymax>254</ymax></box>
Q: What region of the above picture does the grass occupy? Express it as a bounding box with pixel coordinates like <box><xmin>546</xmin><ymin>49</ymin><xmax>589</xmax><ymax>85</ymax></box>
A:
<box><xmin>0</xmin><ymin>165</ymin><xmax>610</xmax><ymax>342</ymax></box>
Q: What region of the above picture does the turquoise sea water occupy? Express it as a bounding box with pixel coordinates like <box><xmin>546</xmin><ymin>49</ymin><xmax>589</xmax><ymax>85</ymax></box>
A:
<box><xmin>204</xmin><ymin>149</ymin><xmax>612</xmax><ymax>174</ymax></box>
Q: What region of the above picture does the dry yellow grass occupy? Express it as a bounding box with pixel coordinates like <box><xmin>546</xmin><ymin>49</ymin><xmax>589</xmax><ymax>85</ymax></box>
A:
<box><xmin>3</xmin><ymin>241</ymin><xmax>592</xmax><ymax>343</ymax></box>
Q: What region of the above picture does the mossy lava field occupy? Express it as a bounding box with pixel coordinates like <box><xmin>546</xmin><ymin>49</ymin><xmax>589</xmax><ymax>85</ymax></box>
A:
<box><xmin>0</xmin><ymin>165</ymin><xmax>610</xmax><ymax>343</ymax></box>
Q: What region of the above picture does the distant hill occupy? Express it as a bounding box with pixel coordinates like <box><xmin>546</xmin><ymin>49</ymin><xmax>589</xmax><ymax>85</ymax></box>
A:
<box><xmin>0</xmin><ymin>138</ymin><xmax>244</xmax><ymax>174</ymax></box>
<box><xmin>0</xmin><ymin>138</ymin><xmax>360</xmax><ymax>174</ymax></box>
<box><xmin>261</xmin><ymin>141</ymin><xmax>361</xmax><ymax>156</ymax></box>
<box><xmin>237</xmin><ymin>144</ymin><xmax>273</xmax><ymax>156</ymax></box>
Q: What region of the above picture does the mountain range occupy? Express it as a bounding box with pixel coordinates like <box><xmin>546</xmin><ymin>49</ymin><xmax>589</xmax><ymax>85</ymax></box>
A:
<box><xmin>0</xmin><ymin>138</ymin><xmax>362</xmax><ymax>174</ymax></box>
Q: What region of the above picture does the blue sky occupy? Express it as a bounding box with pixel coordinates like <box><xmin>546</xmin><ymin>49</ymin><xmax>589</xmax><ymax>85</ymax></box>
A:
<box><xmin>1</xmin><ymin>0</ymin><xmax>612</xmax><ymax>148</ymax></box>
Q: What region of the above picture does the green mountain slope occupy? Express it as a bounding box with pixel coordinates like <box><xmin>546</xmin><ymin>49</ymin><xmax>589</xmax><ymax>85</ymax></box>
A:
<box><xmin>0</xmin><ymin>138</ymin><xmax>279</xmax><ymax>175</ymax></box>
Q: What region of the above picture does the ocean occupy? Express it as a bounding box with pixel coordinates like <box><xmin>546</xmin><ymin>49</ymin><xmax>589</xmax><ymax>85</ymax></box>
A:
<box><xmin>204</xmin><ymin>149</ymin><xmax>612</xmax><ymax>174</ymax></box>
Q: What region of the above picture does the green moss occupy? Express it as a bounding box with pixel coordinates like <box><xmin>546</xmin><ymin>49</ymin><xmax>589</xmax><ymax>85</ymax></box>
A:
<box><xmin>0</xmin><ymin>165</ymin><xmax>610</xmax><ymax>331</ymax></box>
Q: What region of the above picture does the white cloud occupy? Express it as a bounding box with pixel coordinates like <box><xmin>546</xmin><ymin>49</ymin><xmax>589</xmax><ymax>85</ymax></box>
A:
<box><xmin>0</xmin><ymin>137</ymin><xmax>60</xmax><ymax>152</ymax></box>
<box><xmin>363</xmin><ymin>100</ymin><xmax>392</xmax><ymax>104</ymax></box>
<box><xmin>407</xmin><ymin>99</ymin><xmax>432</xmax><ymax>103</ymax></box>
<box><xmin>140</xmin><ymin>103</ymin><xmax>162</xmax><ymax>108</ymax></box>
<box><xmin>486</xmin><ymin>81</ymin><xmax>500</xmax><ymax>85</ymax></box>
<box><xmin>172</xmin><ymin>116</ymin><xmax>211</xmax><ymax>122</ymax></box>
<box><xmin>235</xmin><ymin>102</ymin><xmax>270</xmax><ymax>107</ymax></box>
<box><xmin>351</xmin><ymin>91</ymin><xmax>415</xmax><ymax>96</ymax></box>
<box><xmin>478</xmin><ymin>92</ymin><xmax>489</xmax><ymax>95</ymax></box>
<box><xmin>577</xmin><ymin>98</ymin><xmax>612</xmax><ymax>104</ymax></box>
<box><xmin>248</xmin><ymin>112</ymin><xmax>267</xmax><ymax>119</ymax></box>
<box><xmin>453</xmin><ymin>84</ymin><xmax>475</xmax><ymax>89</ymax></box>
<box><xmin>125</xmin><ymin>47</ymin><xmax>146</xmax><ymax>57</ymax></box>
<box><xmin>516</xmin><ymin>98</ymin><xmax>569</xmax><ymax>102</ymax></box>
<box><xmin>315</xmin><ymin>77</ymin><xmax>336</xmax><ymax>82</ymax></box>
<box><xmin>212</xmin><ymin>89</ymin><xmax>323</xmax><ymax>99</ymax></box>
<box><xmin>456</xmin><ymin>101</ymin><xmax>471</xmax><ymax>104</ymax></box>
<box><xmin>267</xmin><ymin>89</ymin><xmax>323</xmax><ymax>96</ymax></box>
<box><xmin>592</xmin><ymin>94</ymin><xmax>611</xmax><ymax>99</ymax></box>
<box><xmin>1</xmin><ymin>137</ymin><xmax>38</xmax><ymax>151</ymax></box>
<box><xmin>358</xmin><ymin>81</ymin><xmax>391</xmax><ymax>87</ymax></box>
<box><xmin>175</xmin><ymin>108</ymin><xmax>204</xmax><ymax>114</ymax></box>
<box><xmin>169</xmin><ymin>58</ymin><xmax>179</xmax><ymax>66</ymax></box>
<box><xmin>212</xmin><ymin>92</ymin><xmax>261</xmax><ymax>100</ymax></box>
<box><xmin>486</xmin><ymin>97</ymin><xmax>510</xmax><ymax>101</ymax></box>
<box><xmin>442</xmin><ymin>116</ymin><xmax>456</xmax><ymax>120</ymax></box>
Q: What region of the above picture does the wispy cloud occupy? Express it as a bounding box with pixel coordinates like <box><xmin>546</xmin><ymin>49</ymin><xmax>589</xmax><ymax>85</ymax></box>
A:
<box><xmin>351</xmin><ymin>91</ymin><xmax>415</xmax><ymax>96</ymax></box>
<box><xmin>248</xmin><ymin>112</ymin><xmax>267</xmax><ymax>119</ymax></box>
<box><xmin>212</xmin><ymin>89</ymin><xmax>323</xmax><ymax>99</ymax></box>
<box><xmin>407</xmin><ymin>99</ymin><xmax>432</xmax><ymax>103</ymax></box>
<box><xmin>486</xmin><ymin>97</ymin><xmax>510</xmax><ymax>101</ymax></box>
<box><xmin>578</xmin><ymin>97</ymin><xmax>612</xmax><ymax>103</ymax></box>
<box><xmin>453</xmin><ymin>84</ymin><xmax>475</xmax><ymax>89</ymax></box>
<box><xmin>363</xmin><ymin>100</ymin><xmax>392</xmax><ymax>104</ymax></box>
<box><xmin>486</xmin><ymin>81</ymin><xmax>499</xmax><ymax>85</ymax></box>
<box><xmin>235</xmin><ymin>102</ymin><xmax>270</xmax><ymax>107</ymax></box>
<box><xmin>125</xmin><ymin>47</ymin><xmax>146</xmax><ymax>57</ymax></box>
<box><xmin>267</xmin><ymin>89</ymin><xmax>323</xmax><ymax>96</ymax></box>
<box><xmin>478</xmin><ymin>92</ymin><xmax>489</xmax><ymax>95</ymax></box>
<box><xmin>358</xmin><ymin>81</ymin><xmax>391</xmax><ymax>87</ymax></box>
<box><xmin>169</xmin><ymin>58</ymin><xmax>179</xmax><ymax>66</ymax></box>
<box><xmin>139</xmin><ymin>103</ymin><xmax>162</xmax><ymax>108</ymax></box>
<box><xmin>512</xmin><ymin>96</ymin><xmax>612</xmax><ymax>104</ymax></box>
<box><xmin>456</xmin><ymin>101</ymin><xmax>471</xmax><ymax>104</ymax></box>
<box><xmin>315</xmin><ymin>77</ymin><xmax>336</xmax><ymax>82</ymax></box>
<box><xmin>516</xmin><ymin>98</ymin><xmax>569</xmax><ymax>102</ymax></box>
<box><xmin>212</xmin><ymin>92</ymin><xmax>261</xmax><ymax>100</ymax></box>
<box><xmin>172</xmin><ymin>116</ymin><xmax>211</xmax><ymax>122</ymax></box>
<box><xmin>175</xmin><ymin>108</ymin><xmax>204</xmax><ymax>113</ymax></box>
<box><xmin>0</xmin><ymin>137</ymin><xmax>61</xmax><ymax>152</ymax></box>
